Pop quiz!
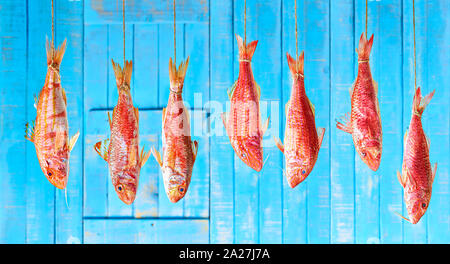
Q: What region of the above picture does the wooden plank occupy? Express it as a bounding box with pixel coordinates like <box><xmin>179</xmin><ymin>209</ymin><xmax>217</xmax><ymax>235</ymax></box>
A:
<box><xmin>84</xmin><ymin>0</ymin><xmax>208</xmax><ymax>25</ymax></box>
<box><xmin>25</xmin><ymin>0</ymin><xmax>55</xmax><ymax>244</ymax></box>
<box><xmin>354</xmin><ymin>0</ymin><xmax>380</xmax><ymax>244</ymax></box>
<box><xmin>0</xmin><ymin>0</ymin><xmax>27</xmax><ymax>244</ymax></box>
<box><xmin>253</xmin><ymin>0</ymin><xmax>283</xmax><ymax>244</ymax></box>
<box><xmin>84</xmin><ymin>110</ymin><xmax>109</xmax><ymax>217</ymax></box>
<box><xmin>304</xmin><ymin>0</ymin><xmax>330</xmax><ymax>244</ymax></box>
<box><xmin>329</xmin><ymin>0</ymin><xmax>355</xmax><ymax>244</ymax></box>
<box><xmin>84</xmin><ymin>25</ymin><xmax>108</xmax><ymax>110</ymax></box>
<box><xmin>232</xmin><ymin>0</ymin><xmax>260</xmax><ymax>244</ymax></box>
<box><xmin>133</xmin><ymin>24</ymin><xmax>159</xmax><ymax>108</ymax></box>
<box><xmin>378</xmin><ymin>0</ymin><xmax>403</xmax><ymax>244</ymax></box>
<box><xmin>84</xmin><ymin>219</ymin><xmax>209</xmax><ymax>244</ymax></box>
<box><xmin>425</xmin><ymin>0</ymin><xmax>450</xmax><ymax>244</ymax></box>
<box><xmin>209</xmin><ymin>0</ymin><xmax>235</xmax><ymax>244</ymax></box>
<box><xmin>281</xmin><ymin>0</ymin><xmax>308</xmax><ymax>244</ymax></box>
<box><xmin>54</xmin><ymin>0</ymin><xmax>84</xmax><ymax>244</ymax></box>
<box><xmin>402</xmin><ymin>0</ymin><xmax>427</xmax><ymax>244</ymax></box>
<box><xmin>157</xmin><ymin>23</ymin><xmax>185</xmax><ymax>217</ymax></box>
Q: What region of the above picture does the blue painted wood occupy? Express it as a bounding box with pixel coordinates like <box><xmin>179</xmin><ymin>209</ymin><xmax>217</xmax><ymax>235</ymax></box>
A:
<box><xmin>25</xmin><ymin>0</ymin><xmax>55</xmax><ymax>244</ymax></box>
<box><xmin>0</xmin><ymin>0</ymin><xmax>449</xmax><ymax>244</ymax></box>
<box><xmin>209</xmin><ymin>0</ymin><xmax>235</xmax><ymax>244</ymax></box>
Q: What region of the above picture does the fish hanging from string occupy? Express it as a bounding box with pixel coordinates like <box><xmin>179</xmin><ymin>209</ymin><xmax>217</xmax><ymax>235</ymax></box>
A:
<box><xmin>151</xmin><ymin>0</ymin><xmax>198</xmax><ymax>203</ymax></box>
<box><xmin>94</xmin><ymin>0</ymin><xmax>150</xmax><ymax>205</ymax></box>
<box><xmin>396</xmin><ymin>0</ymin><xmax>437</xmax><ymax>225</ymax></box>
<box><xmin>25</xmin><ymin>0</ymin><xmax>79</xmax><ymax>189</ymax></box>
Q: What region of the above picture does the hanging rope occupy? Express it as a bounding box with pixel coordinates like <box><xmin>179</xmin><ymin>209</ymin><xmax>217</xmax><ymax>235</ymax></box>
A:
<box><xmin>295</xmin><ymin>0</ymin><xmax>298</xmax><ymax>60</ymax></box>
<box><xmin>123</xmin><ymin>0</ymin><xmax>125</xmax><ymax>66</ymax></box>
<box><xmin>174</xmin><ymin>0</ymin><xmax>176</xmax><ymax>65</ymax></box>
<box><xmin>51</xmin><ymin>0</ymin><xmax>54</xmax><ymax>48</ymax></box>
<box><xmin>244</xmin><ymin>0</ymin><xmax>247</xmax><ymax>44</ymax></box>
<box><xmin>365</xmin><ymin>0</ymin><xmax>368</xmax><ymax>38</ymax></box>
<box><xmin>412</xmin><ymin>0</ymin><xmax>417</xmax><ymax>90</ymax></box>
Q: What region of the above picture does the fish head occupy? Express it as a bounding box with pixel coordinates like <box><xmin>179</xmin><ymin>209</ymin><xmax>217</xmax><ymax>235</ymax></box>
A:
<box><xmin>285</xmin><ymin>156</ymin><xmax>312</xmax><ymax>188</ymax></box>
<box><xmin>41</xmin><ymin>153</ymin><xmax>69</xmax><ymax>189</ymax></box>
<box><xmin>163</xmin><ymin>169</ymin><xmax>189</xmax><ymax>203</ymax></box>
<box><xmin>356</xmin><ymin>138</ymin><xmax>381</xmax><ymax>171</ymax></box>
<box><xmin>406</xmin><ymin>190</ymin><xmax>432</xmax><ymax>224</ymax></box>
<box><xmin>235</xmin><ymin>137</ymin><xmax>263</xmax><ymax>172</ymax></box>
<box><xmin>113</xmin><ymin>170</ymin><xmax>138</xmax><ymax>205</ymax></box>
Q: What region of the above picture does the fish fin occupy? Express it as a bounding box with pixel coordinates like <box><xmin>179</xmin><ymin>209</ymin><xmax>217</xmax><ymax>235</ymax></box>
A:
<box><xmin>69</xmin><ymin>131</ymin><xmax>80</xmax><ymax>152</ymax></box>
<box><xmin>373</xmin><ymin>80</ymin><xmax>381</xmax><ymax>116</ymax></box>
<box><xmin>394</xmin><ymin>211</ymin><xmax>411</xmax><ymax>223</ymax></box>
<box><xmin>404</xmin><ymin>130</ymin><xmax>408</xmax><ymax>142</ymax></box>
<box><xmin>397</xmin><ymin>170</ymin><xmax>405</xmax><ymax>188</ymax></box>
<box><xmin>261</xmin><ymin>117</ymin><xmax>270</xmax><ymax>135</ymax></box>
<box><xmin>46</xmin><ymin>38</ymin><xmax>67</xmax><ymax>67</ymax></box>
<box><xmin>308</xmin><ymin>97</ymin><xmax>316</xmax><ymax>117</ymax></box>
<box><xmin>169</xmin><ymin>56</ymin><xmax>189</xmax><ymax>92</ymax></box>
<box><xmin>192</xmin><ymin>140</ymin><xmax>199</xmax><ymax>162</ymax></box>
<box><xmin>349</xmin><ymin>82</ymin><xmax>355</xmax><ymax>97</ymax></box>
<box><xmin>94</xmin><ymin>139</ymin><xmax>109</xmax><ymax>162</ymax></box>
<box><xmin>139</xmin><ymin>146</ymin><xmax>151</xmax><ymax>168</ymax></box>
<box><xmin>431</xmin><ymin>163</ymin><xmax>437</xmax><ymax>184</ymax></box>
<box><xmin>151</xmin><ymin>146</ymin><xmax>163</xmax><ymax>167</ymax></box>
<box><xmin>64</xmin><ymin>188</ymin><xmax>70</xmax><ymax>209</ymax></box>
<box><xmin>336</xmin><ymin>113</ymin><xmax>352</xmax><ymax>134</ymax></box>
<box><xmin>227</xmin><ymin>80</ymin><xmax>238</xmax><ymax>99</ymax></box>
<box><xmin>285</xmin><ymin>100</ymin><xmax>290</xmax><ymax>114</ymax></box>
<box><xmin>254</xmin><ymin>81</ymin><xmax>261</xmax><ymax>100</ymax></box>
<box><xmin>135</xmin><ymin>107</ymin><xmax>139</xmax><ymax>125</ymax></box>
<box><xmin>357</xmin><ymin>33</ymin><xmax>374</xmax><ymax>60</ymax></box>
<box><xmin>413</xmin><ymin>87</ymin><xmax>435</xmax><ymax>116</ymax></box>
<box><xmin>108</xmin><ymin>112</ymin><xmax>112</xmax><ymax>129</ymax></box>
<box><xmin>33</xmin><ymin>94</ymin><xmax>38</xmax><ymax>109</ymax></box>
<box><xmin>273</xmin><ymin>136</ymin><xmax>284</xmax><ymax>153</ymax></box>
<box><xmin>405</xmin><ymin>169</ymin><xmax>418</xmax><ymax>189</ymax></box>
<box><xmin>286</xmin><ymin>51</ymin><xmax>304</xmax><ymax>75</ymax></box>
<box><xmin>61</xmin><ymin>87</ymin><xmax>67</xmax><ymax>106</ymax></box>
<box><xmin>129</xmin><ymin>148</ymin><xmax>138</xmax><ymax>167</ymax></box>
<box><xmin>236</xmin><ymin>34</ymin><xmax>258</xmax><ymax>61</ymax></box>
<box><xmin>25</xmin><ymin>121</ymin><xmax>36</xmax><ymax>143</ymax></box>
<box><xmin>162</xmin><ymin>107</ymin><xmax>166</xmax><ymax>123</ymax></box>
<box><xmin>317</xmin><ymin>127</ymin><xmax>326</xmax><ymax>148</ymax></box>
<box><xmin>112</xmin><ymin>59</ymin><xmax>133</xmax><ymax>89</ymax></box>
<box><xmin>221</xmin><ymin>112</ymin><xmax>228</xmax><ymax>134</ymax></box>
<box><xmin>425</xmin><ymin>135</ymin><xmax>431</xmax><ymax>151</ymax></box>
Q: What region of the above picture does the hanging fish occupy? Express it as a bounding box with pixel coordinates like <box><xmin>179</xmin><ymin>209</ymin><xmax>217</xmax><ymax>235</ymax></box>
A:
<box><xmin>273</xmin><ymin>52</ymin><xmax>325</xmax><ymax>188</ymax></box>
<box><xmin>151</xmin><ymin>57</ymin><xmax>198</xmax><ymax>203</ymax></box>
<box><xmin>222</xmin><ymin>34</ymin><xmax>269</xmax><ymax>172</ymax></box>
<box><xmin>25</xmin><ymin>39</ymin><xmax>79</xmax><ymax>189</ymax></box>
<box><xmin>94</xmin><ymin>60</ymin><xmax>150</xmax><ymax>205</ymax></box>
<box><xmin>336</xmin><ymin>33</ymin><xmax>382</xmax><ymax>171</ymax></box>
<box><xmin>396</xmin><ymin>87</ymin><xmax>437</xmax><ymax>224</ymax></box>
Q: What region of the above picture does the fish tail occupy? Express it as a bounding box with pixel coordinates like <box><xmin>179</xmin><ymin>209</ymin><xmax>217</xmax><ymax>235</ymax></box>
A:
<box><xmin>111</xmin><ymin>59</ymin><xmax>133</xmax><ymax>90</ymax></box>
<box><xmin>169</xmin><ymin>56</ymin><xmax>189</xmax><ymax>93</ymax></box>
<box><xmin>413</xmin><ymin>86</ymin><xmax>435</xmax><ymax>116</ymax></box>
<box><xmin>46</xmin><ymin>37</ymin><xmax>67</xmax><ymax>67</ymax></box>
<box><xmin>235</xmin><ymin>34</ymin><xmax>258</xmax><ymax>61</ymax></box>
<box><xmin>356</xmin><ymin>33</ymin><xmax>374</xmax><ymax>61</ymax></box>
<box><xmin>286</xmin><ymin>51</ymin><xmax>304</xmax><ymax>76</ymax></box>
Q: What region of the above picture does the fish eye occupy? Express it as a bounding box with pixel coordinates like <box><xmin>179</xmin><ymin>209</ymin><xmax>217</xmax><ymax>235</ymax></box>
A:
<box><xmin>361</xmin><ymin>152</ymin><xmax>366</xmax><ymax>157</ymax></box>
<box><xmin>47</xmin><ymin>172</ymin><xmax>52</xmax><ymax>177</ymax></box>
<box><xmin>242</xmin><ymin>153</ymin><xmax>246</xmax><ymax>158</ymax></box>
<box><xmin>422</xmin><ymin>203</ymin><xmax>427</xmax><ymax>208</ymax></box>
<box><xmin>116</xmin><ymin>184</ymin><xmax>124</xmax><ymax>193</ymax></box>
<box><xmin>178</xmin><ymin>186</ymin><xmax>185</xmax><ymax>193</ymax></box>
<box><xmin>301</xmin><ymin>169</ymin><xmax>306</xmax><ymax>175</ymax></box>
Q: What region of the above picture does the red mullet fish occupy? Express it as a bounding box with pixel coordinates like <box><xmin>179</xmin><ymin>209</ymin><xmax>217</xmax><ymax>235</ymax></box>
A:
<box><xmin>25</xmin><ymin>39</ymin><xmax>79</xmax><ymax>189</ymax></box>
<box><xmin>274</xmin><ymin>52</ymin><xmax>325</xmax><ymax>188</ymax></box>
<box><xmin>94</xmin><ymin>60</ymin><xmax>150</xmax><ymax>205</ymax></box>
<box><xmin>396</xmin><ymin>87</ymin><xmax>437</xmax><ymax>224</ymax></box>
<box><xmin>336</xmin><ymin>33</ymin><xmax>382</xmax><ymax>171</ymax></box>
<box><xmin>151</xmin><ymin>57</ymin><xmax>198</xmax><ymax>203</ymax></box>
<box><xmin>222</xmin><ymin>34</ymin><xmax>269</xmax><ymax>172</ymax></box>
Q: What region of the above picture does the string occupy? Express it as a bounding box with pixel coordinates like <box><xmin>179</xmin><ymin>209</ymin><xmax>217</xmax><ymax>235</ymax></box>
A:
<box><xmin>174</xmin><ymin>0</ymin><xmax>176</xmax><ymax>65</ymax></box>
<box><xmin>295</xmin><ymin>0</ymin><xmax>298</xmax><ymax>60</ymax></box>
<box><xmin>51</xmin><ymin>0</ymin><xmax>54</xmax><ymax>48</ymax></box>
<box><xmin>123</xmin><ymin>0</ymin><xmax>125</xmax><ymax>67</ymax></box>
<box><xmin>244</xmin><ymin>0</ymin><xmax>247</xmax><ymax>44</ymax></box>
<box><xmin>365</xmin><ymin>0</ymin><xmax>368</xmax><ymax>38</ymax></box>
<box><xmin>413</xmin><ymin>0</ymin><xmax>417</xmax><ymax>90</ymax></box>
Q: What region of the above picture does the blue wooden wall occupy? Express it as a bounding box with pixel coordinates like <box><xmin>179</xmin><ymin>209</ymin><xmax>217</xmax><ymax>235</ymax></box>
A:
<box><xmin>0</xmin><ymin>0</ymin><xmax>449</xmax><ymax>244</ymax></box>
